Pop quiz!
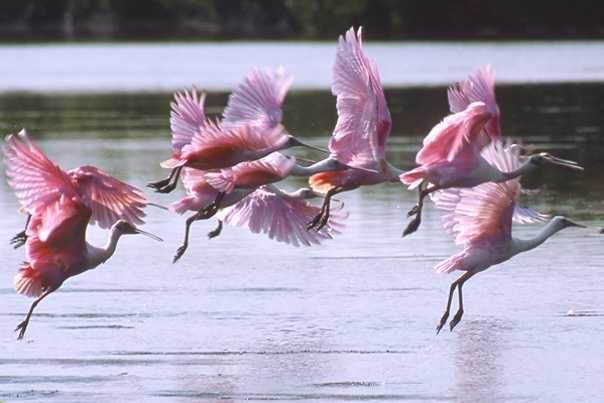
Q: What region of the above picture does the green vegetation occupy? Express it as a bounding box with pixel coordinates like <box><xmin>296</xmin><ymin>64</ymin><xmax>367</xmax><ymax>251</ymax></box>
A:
<box><xmin>0</xmin><ymin>0</ymin><xmax>602</xmax><ymax>41</ymax></box>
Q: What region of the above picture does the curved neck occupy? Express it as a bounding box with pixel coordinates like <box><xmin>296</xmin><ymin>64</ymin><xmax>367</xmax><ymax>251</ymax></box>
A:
<box><xmin>512</xmin><ymin>219</ymin><xmax>564</xmax><ymax>255</ymax></box>
<box><xmin>289</xmin><ymin>158</ymin><xmax>343</xmax><ymax>176</ymax></box>
<box><xmin>87</xmin><ymin>227</ymin><xmax>123</xmax><ymax>269</ymax></box>
<box><xmin>382</xmin><ymin>160</ymin><xmax>404</xmax><ymax>180</ymax></box>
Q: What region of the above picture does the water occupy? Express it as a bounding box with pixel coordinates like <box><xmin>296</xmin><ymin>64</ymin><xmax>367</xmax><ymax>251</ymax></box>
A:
<box><xmin>1</xmin><ymin>43</ymin><xmax>604</xmax><ymax>402</ymax></box>
<box><xmin>0</xmin><ymin>41</ymin><xmax>604</xmax><ymax>92</ymax></box>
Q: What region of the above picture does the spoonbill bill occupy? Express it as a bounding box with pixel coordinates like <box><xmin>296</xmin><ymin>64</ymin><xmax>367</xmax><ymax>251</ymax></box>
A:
<box><xmin>3</xmin><ymin>130</ymin><xmax>162</xmax><ymax>340</ymax></box>
<box><xmin>430</xmin><ymin>140</ymin><xmax>584</xmax><ymax>333</ymax></box>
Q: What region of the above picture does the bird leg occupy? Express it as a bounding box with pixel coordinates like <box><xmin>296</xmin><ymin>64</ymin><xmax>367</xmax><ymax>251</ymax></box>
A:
<box><xmin>148</xmin><ymin>166</ymin><xmax>183</xmax><ymax>193</ymax></box>
<box><xmin>406</xmin><ymin>181</ymin><xmax>426</xmax><ymax>217</ymax></box>
<box><xmin>306</xmin><ymin>187</ymin><xmax>342</xmax><ymax>231</ymax></box>
<box><xmin>436</xmin><ymin>271</ymin><xmax>474</xmax><ymax>335</ymax></box>
<box><xmin>449</xmin><ymin>272</ymin><xmax>475</xmax><ymax>332</ymax></box>
<box><xmin>10</xmin><ymin>214</ymin><xmax>31</xmax><ymax>249</ymax></box>
<box><xmin>207</xmin><ymin>220</ymin><xmax>223</xmax><ymax>239</ymax></box>
<box><xmin>403</xmin><ymin>184</ymin><xmax>440</xmax><ymax>237</ymax></box>
<box><xmin>173</xmin><ymin>193</ymin><xmax>225</xmax><ymax>263</ymax></box>
<box><xmin>15</xmin><ymin>288</ymin><xmax>55</xmax><ymax>340</ymax></box>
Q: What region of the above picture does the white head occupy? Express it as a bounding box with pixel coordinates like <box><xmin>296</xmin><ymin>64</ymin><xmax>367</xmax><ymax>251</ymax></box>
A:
<box><xmin>549</xmin><ymin>216</ymin><xmax>585</xmax><ymax>231</ymax></box>
<box><xmin>528</xmin><ymin>153</ymin><xmax>583</xmax><ymax>171</ymax></box>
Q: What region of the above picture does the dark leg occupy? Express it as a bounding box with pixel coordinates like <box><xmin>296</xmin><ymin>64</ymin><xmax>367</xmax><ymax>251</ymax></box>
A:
<box><xmin>436</xmin><ymin>271</ymin><xmax>474</xmax><ymax>335</ymax></box>
<box><xmin>11</xmin><ymin>214</ymin><xmax>31</xmax><ymax>249</ymax></box>
<box><xmin>402</xmin><ymin>184</ymin><xmax>440</xmax><ymax>237</ymax></box>
<box><xmin>449</xmin><ymin>272</ymin><xmax>475</xmax><ymax>332</ymax></box>
<box><xmin>15</xmin><ymin>288</ymin><xmax>55</xmax><ymax>340</ymax></box>
<box><xmin>148</xmin><ymin>166</ymin><xmax>183</xmax><ymax>193</ymax></box>
<box><xmin>306</xmin><ymin>187</ymin><xmax>343</xmax><ymax>231</ymax></box>
<box><xmin>173</xmin><ymin>193</ymin><xmax>224</xmax><ymax>263</ymax></box>
<box><xmin>207</xmin><ymin>220</ymin><xmax>223</xmax><ymax>239</ymax></box>
<box><xmin>406</xmin><ymin>181</ymin><xmax>426</xmax><ymax>217</ymax></box>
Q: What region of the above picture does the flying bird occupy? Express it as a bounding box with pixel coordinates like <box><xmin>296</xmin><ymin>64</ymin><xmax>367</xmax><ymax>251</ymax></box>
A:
<box><xmin>400</xmin><ymin>102</ymin><xmax>583</xmax><ymax>236</ymax></box>
<box><xmin>3</xmin><ymin>130</ymin><xmax>162</xmax><ymax>339</ymax></box>
<box><xmin>429</xmin><ymin>140</ymin><xmax>584</xmax><ymax>333</ymax></box>
<box><xmin>306</xmin><ymin>26</ymin><xmax>403</xmax><ymax>231</ymax></box>
<box><xmin>148</xmin><ymin>67</ymin><xmax>325</xmax><ymax>193</ymax></box>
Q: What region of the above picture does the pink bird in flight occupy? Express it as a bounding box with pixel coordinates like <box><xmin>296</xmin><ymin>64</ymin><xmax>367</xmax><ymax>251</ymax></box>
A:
<box><xmin>4</xmin><ymin>130</ymin><xmax>162</xmax><ymax>340</ymax></box>
<box><xmin>400</xmin><ymin>67</ymin><xmax>583</xmax><ymax>236</ymax></box>
<box><xmin>430</xmin><ymin>140</ymin><xmax>584</xmax><ymax>333</ymax></box>
<box><xmin>148</xmin><ymin>67</ymin><xmax>326</xmax><ymax>194</ymax></box>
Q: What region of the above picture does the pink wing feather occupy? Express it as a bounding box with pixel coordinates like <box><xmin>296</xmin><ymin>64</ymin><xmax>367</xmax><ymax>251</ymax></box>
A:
<box><xmin>329</xmin><ymin>26</ymin><xmax>392</xmax><ymax>168</ymax></box>
<box><xmin>220</xmin><ymin>186</ymin><xmax>346</xmax><ymax>246</ymax></box>
<box><xmin>3</xmin><ymin>129</ymin><xmax>77</xmax><ymax>214</ymax></box>
<box><xmin>222</xmin><ymin>66</ymin><xmax>293</xmax><ymax>130</ymax></box>
<box><xmin>68</xmin><ymin>166</ymin><xmax>147</xmax><ymax>229</ymax></box>
<box><xmin>170</xmin><ymin>87</ymin><xmax>207</xmax><ymax>153</ymax></box>
<box><xmin>416</xmin><ymin>102</ymin><xmax>492</xmax><ymax>165</ymax></box>
<box><xmin>204</xmin><ymin>152</ymin><xmax>295</xmax><ymax>193</ymax></box>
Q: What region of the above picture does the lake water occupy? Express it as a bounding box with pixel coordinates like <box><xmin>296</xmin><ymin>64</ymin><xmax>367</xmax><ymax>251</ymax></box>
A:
<box><xmin>1</xmin><ymin>42</ymin><xmax>604</xmax><ymax>402</ymax></box>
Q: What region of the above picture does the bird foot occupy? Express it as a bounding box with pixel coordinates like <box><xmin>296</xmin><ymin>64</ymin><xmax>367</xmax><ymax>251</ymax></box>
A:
<box><xmin>207</xmin><ymin>227</ymin><xmax>222</xmax><ymax>239</ymax></box>
<box><xmin>407</xmin><ymin>204</ymin><xmax>419</xmax><ymax>217</ymax></box>
<box><xmin>15</xmin><ymin>319</ymin><xmax>28</xmax><ymax>340</ymax></box>
<box><xmin>155</xmin><ymin>182</ymin><xmax>177</xmax><ymax>194</ymax></box>
<box><xmin>147</xmin><ymin>177</ymin><xmax>171</xmax><ymax>190</ymax></box>
<box><xmin>436</xmin><ymin>311</ymin><xmax>449</xmax><ymax>335</ymax></box>
<box><xmin>173</xmin><ymin>244</ymin><xmax>188</xmax><ymax>263</ymax></box>
<box><xmin>402</xmin><ymin>216</ymin><xmax>421</xmax><ymax>237</ymax></box>
<box><xmin>306</xmin><ymin>212</ymin><xmax>329</xmax><ymax>231</ymax></box>
<box><xmin>10</xmin><ymin>230</ymin><xmax>27</xmax><ymax>249</ymax></box>
<box><xmin>306</xmin><ymin>214</ymin><xmax>322</xmax><ymax>231</ymax></box>
<box><xmin>449</xmin><ymin>309</ymin><xmax>464</xmax><ymax>332</ymax></box>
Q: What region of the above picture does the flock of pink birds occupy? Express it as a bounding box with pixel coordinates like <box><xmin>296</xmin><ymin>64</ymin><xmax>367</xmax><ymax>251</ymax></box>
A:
<box><xmin>3</xmin><ymin>27</ymin><xmax>585</xmax><ymax>340</ymax></box>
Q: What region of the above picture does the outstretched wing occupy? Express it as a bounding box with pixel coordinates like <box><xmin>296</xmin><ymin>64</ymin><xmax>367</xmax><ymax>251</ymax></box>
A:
<box><xmin>329</xmin><ymin>26</ymin><xmax>392</xmax><ymax>167</ymax></box>
<box><xmin>416</xmin><ymin>102</ymin><xmax>492</xmax><ymax>165</ymax></box>
<box><xmin>3</xmin><ymin>129</ymin><xmax>77</xmax><ymax>214</ymax></box>
<box><xmin>219</xmin><ymin>186</ymin><xmax>347</xmax><ymax>246</ymax></box>
<box><xmin>170</xmin><ymin>87</ymin><xmax>207</xmax><ymax>153</ymax></box>
<box><xmin>431</xmin><ymin>179</ymin><xmax>519</xmax><ymax>247</ymax></box>
<box><xmin>222</xmin><ymin>66</ymin><xmax>293</xmax><ymax>130</ymax></box>
<box><xmin>448</xmin><ymin>65</ymin><xmax>498</xmax><ymax>115</ymax></box>
<box><xmin>69</xmin><ymin>165</ymin><xmax>147</xmax><ymax>229</ymax></box>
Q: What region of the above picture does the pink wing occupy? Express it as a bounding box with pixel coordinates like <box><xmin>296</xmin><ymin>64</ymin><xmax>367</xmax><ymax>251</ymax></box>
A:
<box><xmin>448</xmin><ymin>65</ymin><xmax>501</xmax><ymax>139</ymax></box>
<box><xmin>69</xmin><ymin>165</ymin><xmax>147</xmax><ymax>229</ymax></box>
<box><xmin>329</xmin><ymin>26</ymin><xmax>392</xmax><ymax>167</ymax></box>
<box><xmin>448</xmin><ymin>65</ymin><xmax>497</xmax><ymax>114</ymax></box>
<box><xmin>181</xmin><ymin>167</ymin><xmax>208</xmax><ymax>194</ymax></box>
<box><xmin>222</xmin><ymin>66</ymin><xmax>293</xmax><ymax>130</ymax></box>
<box><xmin>185</xmin><ymin>119</ymin><xmax>288</xmax><ymax>155</ymax></box>
<box><xmin>205</xmin><ymin>152</ymin><xmax>295</xmax><ymax>193</ymax></box>
<box><xmin>3</xmin><ymin>129</ymin><xmax>77</xmax><ymax>214</ymax></box>
<box><xmin>170</xmin><ymin>87</ymin><xmax>207</xmax><ymax>153</ymax></box>
<box><xmin>416</xmin><ymin>102</ymin><xmax>492</xmax><ymax>165</ymax></box>
<box><xmin>220</xmin><ymin>186</ymin><xmax>347</xmax><ymax>246</ymax></box>
<box><xmin>431</xmin><ymin>175</ymin><xmax>520</xmax><ymax>248</ymax></box>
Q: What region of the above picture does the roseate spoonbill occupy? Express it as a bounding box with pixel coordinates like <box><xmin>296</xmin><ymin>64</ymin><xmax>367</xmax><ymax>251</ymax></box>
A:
<box><xmin>172</xmin><ymin>152</ymin><xmax>341</xmax><ymax>262</ymax></box>
<box><xmin>216</xmin><ymin>185</ymin><xmax>347</xmax><ymax>246</ymax></box>
<box><xmin>400</xmin><ymin>102</ymin><xmax>583</xmax><ymax>236</ymax></box>
<box><xmin>148</xmin><ymin>67</ymin><xmax>325</xmax><ymax>193</ymax></box>
<box><xmin>7</xmin><ymin>129</ymin><xmax>152</xmax><ymax>248</ymax></box>
<box><xmin>306</xmin><ymin>27</ymin><xmax>404</xmax><ymax>231</ymax></box>
<box><xmin>430</xmin><ymin>140</ymin><xmax>585</xmax><ymax>333</ymax></box>
<box><xmin>3</xmin><ymin>130</ymin><xmax>162</xmax><ymax>340</ymax></box>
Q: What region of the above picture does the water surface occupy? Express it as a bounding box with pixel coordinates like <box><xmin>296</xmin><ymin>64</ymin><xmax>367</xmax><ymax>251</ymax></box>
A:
<box><xmin>1</xmin><ymin>84</ymin><xmax>603</xmax><ymax>402</ymax></box>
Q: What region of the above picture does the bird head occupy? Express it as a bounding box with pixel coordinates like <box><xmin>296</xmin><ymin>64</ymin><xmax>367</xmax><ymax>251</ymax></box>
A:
<box><xmin>113</xmin><ymin>220</ymin><xmax>163</xmax><ymax>241</ymax></box>
<box><xmin>551</xmin><ymin>216</ymin><xmax>585</xmax><ymax>230</ymax></box>
<box><xmin>529</xmin><ymin>153</ymin><xmax>583</xmax><ymax>171</ymax></box>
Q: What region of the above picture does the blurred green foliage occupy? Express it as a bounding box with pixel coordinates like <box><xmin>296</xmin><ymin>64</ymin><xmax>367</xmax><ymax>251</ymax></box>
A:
<box><xmin>0</xmin><ymin>0</ymin><xmax>602</xmax><ymax>41</ymax></box>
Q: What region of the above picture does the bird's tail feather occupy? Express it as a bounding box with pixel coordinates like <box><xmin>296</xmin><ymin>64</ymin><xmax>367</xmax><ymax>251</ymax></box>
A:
<box><xmin>14</xmin><ymin>263</ymin><xmax>44</xmax><ymax>297</ymax></box>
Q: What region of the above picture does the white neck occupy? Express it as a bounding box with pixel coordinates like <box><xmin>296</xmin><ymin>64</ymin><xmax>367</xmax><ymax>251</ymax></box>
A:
<box><xmin>86</xmin><ymin>227</ymin><xmax>123</xmax><ymax>270</ymax></box>
<box><xmin>289</xmin><ymin>158</ymin><xmax>343</xmax><ymax>176</ymax></box>
<box><xmin>512</xmin><ymin>219</ymin><xmax>565</xmax><ymax>255</ymax></box>
<box><xmin>500</xmin><ymin>160</ymin><xmax>536</xmax><ymax>182</ymax></box>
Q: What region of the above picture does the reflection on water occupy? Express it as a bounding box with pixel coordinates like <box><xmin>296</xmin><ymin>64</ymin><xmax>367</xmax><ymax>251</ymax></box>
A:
<box><xmin>0</xmin><ymin>85</ymin><xmax>603</xmax><ymax>402</ymax></box>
